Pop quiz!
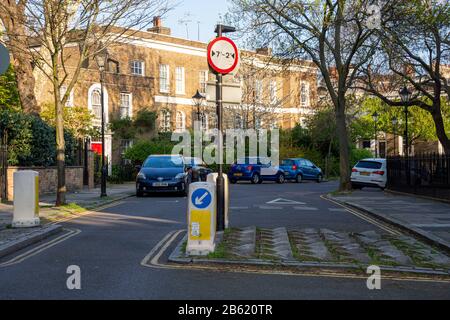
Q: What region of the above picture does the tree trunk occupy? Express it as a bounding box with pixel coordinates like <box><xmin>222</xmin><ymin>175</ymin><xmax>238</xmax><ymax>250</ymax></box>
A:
<box><xmin>335</xmin><ymin>95</ymin><xmax>352</xmax><ymax>191</ymax></box>
<box><xmin>0</xmin><ymin>2</ymin><xmax>39</xmax><ymax>114</ymax></box>
<box><xmin>52</xmin><ymin>62</ymin><xmax>66</xmax><ymax>206</ymax></box>
<box><xmin>431</xmin><ymin>108</ymin><xmax>450</xmax><ymax>155</ymax></box>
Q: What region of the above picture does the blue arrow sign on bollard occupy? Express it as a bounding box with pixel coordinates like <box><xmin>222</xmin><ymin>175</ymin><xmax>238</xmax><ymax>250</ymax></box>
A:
<box><xmin>0</xmin><ymin>43</ymin><xmax>10</xmax><ymax>75</ymax></box>
<box><xmin>191</xmin><ymin>188</ymin><xmax>212</xmax><ymax>209</ymax></box>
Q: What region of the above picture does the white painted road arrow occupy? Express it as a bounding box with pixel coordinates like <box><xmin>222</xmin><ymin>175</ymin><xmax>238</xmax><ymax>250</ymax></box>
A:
<box><xmin>266</xmin><ymin>198</ymin><xmax>306</xmax><ymax>205</ymax></box>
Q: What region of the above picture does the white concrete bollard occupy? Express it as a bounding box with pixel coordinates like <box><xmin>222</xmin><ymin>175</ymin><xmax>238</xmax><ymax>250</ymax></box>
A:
<box><xmin>186</xmin><ymin>182</ymin><xmax>216</xmax><ymax>256</ymax></box>
<box><xmin>12</xmin><ymin>171</ymin><xmax>40</xmax><ymax>228</ymax></box>
<box><xmin>207</xmin><ymin>173</ymin><xmax>229</xmax><ymax>229</ymax></box>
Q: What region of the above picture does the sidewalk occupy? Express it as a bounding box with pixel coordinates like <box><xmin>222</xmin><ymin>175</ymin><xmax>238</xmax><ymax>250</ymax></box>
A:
<box><xmin>0</xmin><ymin>183</ymin><xmax>135</xmax><ymax>259</ymax></box>
<box><xmin>329</xmin><ymin>189</ymin><xmax>450</xmax><ymax>253</ymax></box>
<box><xmin>1</xmin><ymin>182</ymin><xmax>135</xmax><ymax>228</ymax></box>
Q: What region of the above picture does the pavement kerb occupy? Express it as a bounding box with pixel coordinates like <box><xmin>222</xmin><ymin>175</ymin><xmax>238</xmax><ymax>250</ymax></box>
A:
<box><xmin>41</xmin><ymin>192</ymin><xmax>135</xmax><ymax>225</ymax></box>
<box><xmin>0</xmin><ymin>224</ymin><xmax>63</xmax><ymax>259</ymax></box>
<box><xmin>167</xmin><ymin>230</ymin><xmax>450</xmax><ymax>277</ymax></box>
<box><xmin>0</xmin><ymin>192</ymin><xmax>134</xmax><ymax>259</ymax></box>
<box><xmin>385</xmin><ymin>189</ymin><xmax>450</xmax><ymax>205</ymax></box>
<box><xmin>325</xmin><ymin>194</ymin><xmax>450</xmax><ymax>256</ymax></box>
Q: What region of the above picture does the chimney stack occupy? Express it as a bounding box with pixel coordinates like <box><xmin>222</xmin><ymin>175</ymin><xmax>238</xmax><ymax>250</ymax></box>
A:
<box><xmin>147</xmin><ymin>16</ymin><xmax>171</xmax><ymax>36</ymax></box>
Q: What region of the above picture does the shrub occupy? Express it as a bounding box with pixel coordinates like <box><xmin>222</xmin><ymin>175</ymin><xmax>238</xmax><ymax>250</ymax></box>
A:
<box><xmin>350</xmin><ymin>148</ymin><xmax>374</xmax><ymax>166</ymax></box>
<box><xmin>124</xmin><ymin>138</ymin><xmax>177</xmax><ymax>165</ymax></box>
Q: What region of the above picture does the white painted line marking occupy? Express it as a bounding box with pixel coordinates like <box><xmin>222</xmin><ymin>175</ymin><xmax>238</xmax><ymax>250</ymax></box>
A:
<box><xmin>294</xmin><ymin>207</ymin><xmax>319</xmax><ymax>211</ymax></box>
<box><xmin>259</xmin><ymin>206</ymin><xmax>284</xmax><ymax>210</ymax></box>
<box><xmin>267</xmin><ymin>198</ymin><xmax>305</xmax><ymax>205</ymax></box>
<box><xmin>0</xmin><ymin>228</ymin><xmax>81</xmax><ymax>268</ymax></box>
<box><xmin>328</xmin><ymin>208</ymin><xmax>348</xmax><ymax>212</ymax></box>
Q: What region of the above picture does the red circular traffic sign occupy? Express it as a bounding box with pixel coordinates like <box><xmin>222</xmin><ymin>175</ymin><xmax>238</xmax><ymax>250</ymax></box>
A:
<box><xmin>207</xmin><ymin>37</ymin><xmax>239</xmax><ymax>75</ymax></box>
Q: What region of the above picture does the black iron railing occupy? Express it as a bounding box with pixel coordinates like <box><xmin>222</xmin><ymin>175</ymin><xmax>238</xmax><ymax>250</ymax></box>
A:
<box><xmin>387</xmin><ymin>154</ymin><xmax>450</xmax><ymax>200</ymax></box>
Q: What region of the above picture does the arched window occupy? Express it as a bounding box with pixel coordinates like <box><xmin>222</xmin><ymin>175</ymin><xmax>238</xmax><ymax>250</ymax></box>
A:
<box><xmin>300</xmin><ymin>82</ymin><xmax>310</xmax><ymax>107</ymax></box>
<box><xmin>160</xmin><ymin>110</ymin><xmax>171</xmax><ymax>132</ymax></box>
<box><xmin>91</xmin><ymin>89</ymin><xmax>102</xmax><ymax>119</ymax></box>
<box><xmin>175</xmin><ymin>111</ymin><xmax>186</xmax><ymax>132</ymax></box>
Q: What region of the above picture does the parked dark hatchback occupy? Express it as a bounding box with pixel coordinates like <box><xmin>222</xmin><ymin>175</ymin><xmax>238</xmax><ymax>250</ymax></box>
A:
<box><xmin>184</xmin><ymin>157</ymin><xmax>213</xmax><ymax>182</ymax></box>
<box><xmin>136</xmin><ymin>155</ymin><xmax>189</xmax><ymax>196</ymax></box>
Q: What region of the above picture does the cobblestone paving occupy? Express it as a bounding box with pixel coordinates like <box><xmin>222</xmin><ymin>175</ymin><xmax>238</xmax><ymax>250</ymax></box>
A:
<box><xmin>287</xmin><ymin>228</ymin><xmax>450</xmax><ymax>269</ymax></box>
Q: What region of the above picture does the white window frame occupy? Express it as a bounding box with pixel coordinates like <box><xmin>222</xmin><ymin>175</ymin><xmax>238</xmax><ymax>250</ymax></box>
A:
<box><xmin>199</xmin><ymin>70</ymin><xmax>208</xmax><ymax>94</ymax></box>
<box><xmin>131</xmin><ymin>60</ymin><xmax>145</xmax><ymax>76</ymax></box>
<box><xmin>175</xmin><ymin>111</ymin><xmax>186</xmax><ymax>132</ymax></box>
<box><xmin>119</xmin><ymin>93</ymin><xmax>132</xmax><ymax>119</ymax></box>
<box><xmin>175</xmin><ymin>67</ymin><xmax>185</xmax><ymax>95</ymax></box>
<box><xmin>270</xmin><ymin>81</ymin><xmax>277</xmax><ymax>105</ymax></box>
<box><xmin>300</xmin><ymin>81</ymin><xmax>310</xmax><ymax>107</ymax></box>
<box><xmin>91</xmin><ymin>89</ymin><xmax>102</xmax><ymax>120</ymax></box>
<box><xmin>159</xmin><ymin>64</ymin><xmax>170</xmax><ymax>93</ymax></box>
<box><xmin>160</xmin><ymin>110</ymin><xmax>171</xmax><ymax>132</ymax></box>
<box><xmin>255</xmin><ymin>80</ymin><xmax>263</xmax><ymax>103</ymax></box>
<box><xmin>60</xmin><ymin>85</ymin><xmax>74</xmax><ymax>107</ymax></box>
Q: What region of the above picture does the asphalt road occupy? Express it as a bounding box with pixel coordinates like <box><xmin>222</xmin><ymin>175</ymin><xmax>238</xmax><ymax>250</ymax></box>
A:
<box><xmin>1</xmin><ymin>180</ymin><xmax>450</xmax><ymax>300</ymax></box>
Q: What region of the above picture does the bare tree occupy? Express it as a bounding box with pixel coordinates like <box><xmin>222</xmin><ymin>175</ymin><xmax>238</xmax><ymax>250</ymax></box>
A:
<box><xmin>1</xmin><ymin>0</ymin><xmax>170</xmax><ymax>205</ymax></box>
<box><xmin>227</xmin><ymin>0</ymin><xmax>397</xmax><ymax>191</ymax></box>
<box><xmin>356</xmin><ymin>0</ymin><xmax>450</xmax><ymax>154</ymax></box>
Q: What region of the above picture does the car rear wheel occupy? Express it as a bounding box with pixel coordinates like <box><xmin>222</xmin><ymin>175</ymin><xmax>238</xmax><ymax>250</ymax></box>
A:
<box><xmin>317</xmin><ymin>174</ymin><xmax>323</xmax><ymax>183</ymax></box>
<box><xmin>277</xmin><ymin>174</ymin><xmax>285</xmax><ymax>184</ymax></box>
<box><xmin>251</xmin><ymin>173</ymin><xmax>261</xmax><ymax>184</ymax></box>
<box><xmin>295</xmin><ymin>174</ymin><xmax>303</xmax><ymax>183</ymax></box>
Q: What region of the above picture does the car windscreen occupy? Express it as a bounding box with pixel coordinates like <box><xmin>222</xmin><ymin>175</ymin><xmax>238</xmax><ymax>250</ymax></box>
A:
<box><xmin>355</xmin><ymin>161</ymin><xmax>383</xmax><ymax>170</ymax></box>
<box><xmin>143</xmin><ymin>157</ymin><xmax>184</xmax><ymax>168</ymax></box>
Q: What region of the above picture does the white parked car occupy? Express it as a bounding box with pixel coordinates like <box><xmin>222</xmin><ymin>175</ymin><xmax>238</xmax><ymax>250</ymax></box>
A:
<box><xmin>351</xmin><ymin>158</ymin><xmax>387</xmax><ymax>190</ymax></box>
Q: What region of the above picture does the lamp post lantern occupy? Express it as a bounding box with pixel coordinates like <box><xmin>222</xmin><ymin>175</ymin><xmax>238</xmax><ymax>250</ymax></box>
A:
<box><xmin>95</xmin><ymin>49</ymin><xmax>109</xmax><ymax>198</ymax></box>
<box><xmin>192</xmin><ymin>90</ymin><xmax>206</xmax><ymax>130</ymax></box>
<box><xmin>372</xmin><ymin>112</ymin><xmax>379</xmax><ymax>158</ymax></box>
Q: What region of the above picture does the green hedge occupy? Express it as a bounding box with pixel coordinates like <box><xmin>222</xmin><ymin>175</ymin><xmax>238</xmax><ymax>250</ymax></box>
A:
<box><xmin>0</xmin><ymin>109</ymin><xmax>76</xmax><ymax>167</ymax></box>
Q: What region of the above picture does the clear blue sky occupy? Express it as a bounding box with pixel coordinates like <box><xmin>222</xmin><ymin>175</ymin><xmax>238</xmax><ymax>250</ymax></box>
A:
<box><xmin>163</xmin><ymin>0</ymin><xmax>231</xmax><ymax>43</ymax></box>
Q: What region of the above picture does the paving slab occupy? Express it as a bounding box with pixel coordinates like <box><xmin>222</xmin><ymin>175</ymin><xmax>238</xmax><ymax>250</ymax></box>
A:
<box><xmin>330</xmin><ymin>190</ymin><xmax>450</xmax><ymax>253</ymax></box>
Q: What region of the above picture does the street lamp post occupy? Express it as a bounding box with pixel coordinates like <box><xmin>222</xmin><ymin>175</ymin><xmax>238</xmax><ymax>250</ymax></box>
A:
<box><xmin>95</xmin><ymin>49</ymin><xmax>109</xmax><ymax>198</ymax></box>
<box><xmin>192</xmin><ymin>90</ymin><xmax>206</xmax><ymax>130</ymax></box>
<box><xmin>392</xmin><ymin>116</ymin><xmax>398</xmax><ymax>156</ymax></box>
<box><xmin>372</xmin><ymin>112</ymin><xmax>379</xmax><ymax>158</ymax></box>
<box><xmin>214</xmin><ymin>24</ymin><xmax>236</xmax><ymax>232</ymax></box>
<box><xmin>399</xmin><ymin>86</ymin><xmax>412</xmax><ymax>185</ymax></box>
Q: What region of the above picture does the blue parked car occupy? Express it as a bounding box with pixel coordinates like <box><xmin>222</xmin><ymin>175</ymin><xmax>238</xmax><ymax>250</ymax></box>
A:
<box><xmin>280</xmin><ymin>158</ymin><xmax>323</xmax><ymax>183</ymax></box>
<box><xmin>228</xmin><ymin>157</ymin><xmax>286</xmax><ymax>184</ymax></box>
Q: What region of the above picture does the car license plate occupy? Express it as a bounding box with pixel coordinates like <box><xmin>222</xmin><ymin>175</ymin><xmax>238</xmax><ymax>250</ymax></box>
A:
<box><xmin>360</xmin><ymin>172</ymin><xmax>370</xmax><ymax>176</ymax></box>
<box><xmin>153</xmin><ymin>182</ymin><xmax>169</xmax><ymax>187</ymax></box>
<box><xmin>234</xmin><ymin>173</ymin><xmax>243</xmax><ymax>177</ymax></box>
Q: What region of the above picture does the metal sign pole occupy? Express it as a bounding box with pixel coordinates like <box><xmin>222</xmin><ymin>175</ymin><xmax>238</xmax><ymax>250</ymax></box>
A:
<box><xmin>215</xmin><ymin>25</ymin><xmax>225</xmax><ymax>232</ymax></box>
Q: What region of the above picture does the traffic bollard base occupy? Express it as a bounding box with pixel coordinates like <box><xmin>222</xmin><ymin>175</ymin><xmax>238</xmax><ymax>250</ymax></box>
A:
<box><xmin>12</xmin><ymin>217</ymin><xmax>41</xmax><ymax>228</ymax></box>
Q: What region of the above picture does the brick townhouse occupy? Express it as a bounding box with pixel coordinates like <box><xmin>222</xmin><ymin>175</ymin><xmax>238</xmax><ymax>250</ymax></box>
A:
<box><xmin>31</xmin><ymin>17</ymin><xmax>318</xmax><ymax>168</ymax></box>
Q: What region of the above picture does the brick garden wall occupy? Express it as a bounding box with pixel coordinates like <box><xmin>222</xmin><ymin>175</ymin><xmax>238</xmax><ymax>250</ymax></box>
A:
<box><xmin>7</xmin><ymin>166</ymin><xmax>84</xmax><ymax>201</ymax></box>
